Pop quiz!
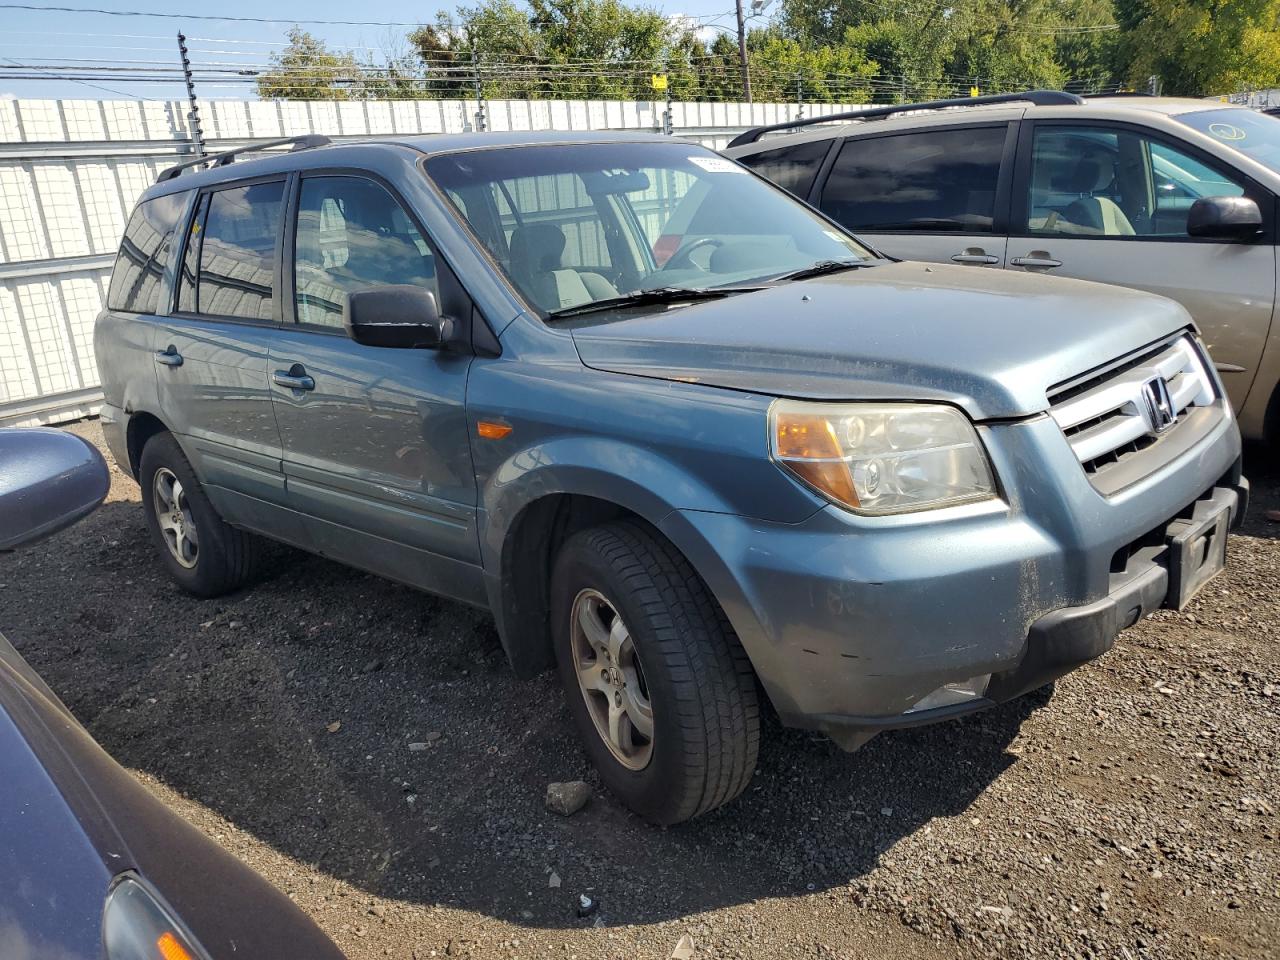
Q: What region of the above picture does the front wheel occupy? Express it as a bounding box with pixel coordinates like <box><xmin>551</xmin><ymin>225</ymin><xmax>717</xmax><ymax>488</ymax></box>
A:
<box><xmin>551</xmin><ymin>521</ymin><xmax>759</xmax><ymax>824</ymax></box>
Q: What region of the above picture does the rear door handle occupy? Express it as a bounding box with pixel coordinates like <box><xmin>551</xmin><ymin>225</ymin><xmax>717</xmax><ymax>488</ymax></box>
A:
<box><xmin>1009</xmin><ymin>255</ymin><xmax>1063</xmax><ymax>269</ymax></box>
<box><xmin>272</xmin><ymin>365</ymin><xmax>315</xmax><ymax>391</ymax></box>
<box><xmin>154</xmin><ymin>347</ymin><xmax>183</xmax><ymax>367</ymax></box>
<box><xmin>950</xmin><ymin>252</ymin><xmax>1000</xmax><ymax>265</ymax></box>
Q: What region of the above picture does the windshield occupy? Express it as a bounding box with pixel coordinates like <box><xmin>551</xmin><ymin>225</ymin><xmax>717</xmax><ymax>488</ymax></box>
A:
<box><xmin>425</xmin><ymin>142</ymin><xmax>872</xmax><ymax>318</ymax></box>
<box><xmin>1176</xmin><ymin>107</ymin><xmax>1280</xmax><ymax>175</ymax></box>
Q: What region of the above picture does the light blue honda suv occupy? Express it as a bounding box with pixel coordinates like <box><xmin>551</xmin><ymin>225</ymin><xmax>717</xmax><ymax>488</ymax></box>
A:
<box><xmin>96</xmin><ymin>131</ymin><xmax>1246</xmax><ymax>823</ymax></box>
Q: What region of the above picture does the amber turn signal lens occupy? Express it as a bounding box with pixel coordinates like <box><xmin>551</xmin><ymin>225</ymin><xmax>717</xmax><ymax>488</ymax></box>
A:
<box><xmin>156</xmin><ymin>932</ymin><xmax>194</xmax><ymax>960</ymax></box>
<box><xmin>477</xmin><ymin>420</ymin><xmax>513</xmax><ymax>439</ymax></box>
<box><xmin>772</xmin><ymin>412</ymin><xmax>859</xmax><ymax>507</ymax></box>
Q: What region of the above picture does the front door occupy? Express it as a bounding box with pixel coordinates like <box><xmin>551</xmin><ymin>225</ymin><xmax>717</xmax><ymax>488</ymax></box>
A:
<box><xmin>154</xmin><ymin>178</ymin><xmax>297</xmax><ymax>538</ymax></box>
<box><xmin>269</xmin><ymin>173</ymin><xmax>481</xmax><ymax>602</ymax></box>
<box><xmin>816</xmin><ymin>122</ymin><xmax>1014</xmax><ymax>268</ymax></box>
<box><xmin>1006</xmin><ymin>121</ymin><xmax>1276</xmax><ymax>411</ymax></box>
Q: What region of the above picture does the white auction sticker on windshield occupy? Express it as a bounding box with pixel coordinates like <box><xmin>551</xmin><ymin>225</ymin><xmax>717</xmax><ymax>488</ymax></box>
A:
<box><xmin>688</xmin><ymin>156</ymin><xmax>747</xmax><ymax>174</ymax></box>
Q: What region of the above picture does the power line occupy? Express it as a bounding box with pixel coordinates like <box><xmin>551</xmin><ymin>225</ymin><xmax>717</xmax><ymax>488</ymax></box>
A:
<box><xmin>0</xmin><ymin>4</ymin><xmax>433</xmax><ymax>26</ymax></box>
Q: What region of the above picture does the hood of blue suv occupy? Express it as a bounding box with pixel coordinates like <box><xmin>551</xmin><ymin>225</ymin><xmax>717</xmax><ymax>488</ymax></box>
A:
<box><xmin>570</xmin><ymin>261</ymin><xmax>1194</xmax><ymax>420</ymax></box>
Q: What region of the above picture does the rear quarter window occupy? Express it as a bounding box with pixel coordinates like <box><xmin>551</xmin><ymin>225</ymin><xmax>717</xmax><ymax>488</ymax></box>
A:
<box><xmin>737</xmin><ymin>139</ymin><xmax>831</xmax><ymax>199</ymax></box>
<box><xmin>106</xmin><ymin>192</ymin><xmax>188</xmax><ymax>314</ymax></box>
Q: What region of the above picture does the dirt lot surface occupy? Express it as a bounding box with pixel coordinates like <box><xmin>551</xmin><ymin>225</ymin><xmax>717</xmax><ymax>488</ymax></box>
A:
<box><xmin>2</xmin><ymin>420</ymin><xmax>1278</xmax><ymax>959</ymax></box>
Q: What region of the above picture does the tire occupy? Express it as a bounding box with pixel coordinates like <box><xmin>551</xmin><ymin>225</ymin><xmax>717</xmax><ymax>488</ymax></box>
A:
<box><xmin>139</xmin><ymin>431</ymin><xmax>258</xmax><ymax>598</ymax></box>
<box><xmin>551</xmin><ymin>521</ymin><xmax>760</xmax><ymax>824</ymax></box>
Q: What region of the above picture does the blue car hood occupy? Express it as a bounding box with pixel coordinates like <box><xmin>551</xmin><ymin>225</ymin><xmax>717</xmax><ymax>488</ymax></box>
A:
<box><xmin>570</xmin><ymin>260</ymin><xmax>1193</xmax><ymax>420</ymax></box>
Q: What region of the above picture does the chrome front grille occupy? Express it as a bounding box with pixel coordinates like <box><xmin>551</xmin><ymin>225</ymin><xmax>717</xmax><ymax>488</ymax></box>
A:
<box><xmin>1049</xmin><ymin>335</ymin><xmax>1219</xmax><ymax>491</ymax></box>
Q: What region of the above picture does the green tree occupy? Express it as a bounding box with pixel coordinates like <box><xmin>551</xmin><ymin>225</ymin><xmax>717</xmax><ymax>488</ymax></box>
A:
<box><xmin>1047</xmin><ymin>0</ymin><xmax>1120</xmax><ymax>91</ymax></box>
<box><xmin>1114</xmin><ymin>0</ymin><xmax>1280</xmax><ymax>95</ymax></box>
<box><xmin>409</xmin><ymin>0</ymin><xmax>694</xmax><ymax>99</ymax></box>
<box><xmin>256</xmin><ymin>27</ymin><xmax>365</xmax><ymax>100</ymax></box>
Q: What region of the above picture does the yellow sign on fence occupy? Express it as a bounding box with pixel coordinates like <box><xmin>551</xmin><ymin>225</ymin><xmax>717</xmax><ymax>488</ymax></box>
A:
<box><xmin>652</xmin><ymin>73</ymin><xmax>668</xmax><ymax>91</ymax></box>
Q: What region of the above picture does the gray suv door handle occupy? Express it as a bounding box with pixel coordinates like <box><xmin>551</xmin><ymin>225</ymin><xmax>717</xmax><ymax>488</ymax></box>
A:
<box><xmin>1009</xmin><ymin>254</ymin><xmax>1063</xmax><ymax>269</ymax></box>
<box><xmin>273</xmin><ymin>366</ymin><xmax>315</xmax><ymax>391</ymax></box>
<box><xmin>950</xmin><ymin>252</ymin><xmax>999</xmax><ymax>265</ymax></box>
<box><xmin>154</xmin><ymin>347</ymin><xmax>183</xmax><ymax>368</ymax></box>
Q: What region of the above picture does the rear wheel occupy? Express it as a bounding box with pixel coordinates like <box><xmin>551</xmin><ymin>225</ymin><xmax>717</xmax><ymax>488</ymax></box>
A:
<box><xmin>551</xmin><ymin>521</ymin><xmax>759</xmax><ymax>824</ymax></box>
<box><xmin>139</xmin><ymin>431</ymin><xmax>259</xmax><ymax>597</ymax></box>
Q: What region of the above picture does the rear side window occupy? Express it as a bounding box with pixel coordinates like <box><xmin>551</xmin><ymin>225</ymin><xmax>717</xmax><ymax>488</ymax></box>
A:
<box><xmin>820</xmin><ymin>126</ymin><xmax>1006</xmax><ymax>232</ymax></box>
<box><xmin>737</xmin><ymin>139</ymin><xmax>831</xmax><ymax>199</ymax></box>
<box><xmin>106</xmin><ymin>193</ymin><xmax>187</xmax><ymax>314</ymax></box>
<box><xmin>179</xmin><ymin>181</ymin><xmax>285</xmax><ymax>321</ymax></box>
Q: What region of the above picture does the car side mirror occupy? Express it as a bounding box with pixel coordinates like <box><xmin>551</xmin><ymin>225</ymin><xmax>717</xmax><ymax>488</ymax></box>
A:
<box><xmin>0</xmin><ymin>429</ymin><xmax>110</xmax><ymax>552</ymax></box>
<box><xmin>1187</xmin><ymin>196</ymin><xmax>1263</xmax><ymax>241</ymax></box>
<box><xmin>344</xmin><ymin>285</ymin><xmax>453</xmax><ymax>349</ymax></box>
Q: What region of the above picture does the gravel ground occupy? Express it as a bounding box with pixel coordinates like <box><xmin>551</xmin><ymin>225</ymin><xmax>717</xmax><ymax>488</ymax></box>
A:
<box><xmin>2</xmin><ymin>420</ymin><xmax>1277</xmax><ymax>960</ymax></box>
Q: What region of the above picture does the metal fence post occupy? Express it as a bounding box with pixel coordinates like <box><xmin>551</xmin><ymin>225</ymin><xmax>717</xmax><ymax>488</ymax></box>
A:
<box><xmin>176</xmin><ymin>32</ymin><xmax>206</xmax><ymax>159</ymax></box>
<box><xmin>471</xmin><ymin>50</ymin><xmax>487</xmax><ymax>132</ymax></box>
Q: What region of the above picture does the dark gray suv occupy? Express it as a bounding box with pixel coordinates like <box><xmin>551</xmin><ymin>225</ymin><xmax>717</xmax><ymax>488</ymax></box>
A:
<box><xmin>96</xmin><ymin>131</ymin><xmax>1246</xmax><ymax>823</ymax></box>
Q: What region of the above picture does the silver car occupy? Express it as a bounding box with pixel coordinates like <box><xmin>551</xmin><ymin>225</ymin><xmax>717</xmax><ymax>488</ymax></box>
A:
<box><xmin>726</xmin><ymin>91</ymin><xmax>1280</xmax><ymax>444</ymax></box>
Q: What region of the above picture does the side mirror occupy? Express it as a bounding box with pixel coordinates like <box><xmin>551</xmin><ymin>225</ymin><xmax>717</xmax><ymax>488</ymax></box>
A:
<box><xmin>1187</xmin><ymin>196</ymin><xmax>1263</xmax><ymax>241</ymax></box>
<box><xmin>344</xmin><ymin>285</ymin><xmax>452</xmax><ymax>349</ymax></box>
<box><xmin>0</xmin><ymin>429</ymin><xmax>110</xmax><ymax>552</ymax></box>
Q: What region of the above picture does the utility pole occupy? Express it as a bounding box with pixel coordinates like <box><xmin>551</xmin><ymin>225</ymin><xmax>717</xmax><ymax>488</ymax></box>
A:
<box><xmin>734</xmin><ymin>0</ymin><xmax>751</xmax><ymax>103</ymax></box>
<box><xmin>471</xmin><ymin>49</ymin><xmax>487</xmax><ymax>132</ymax></box>
<box><xmin>176</xmin><ymin>32</ymin><xmax>205</xmax><ymax>160</ymax></box>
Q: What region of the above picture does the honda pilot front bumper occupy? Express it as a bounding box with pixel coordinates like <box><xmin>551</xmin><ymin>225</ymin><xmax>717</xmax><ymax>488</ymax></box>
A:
<box><xmin>815</xmin><ymin>480</ymin><xmax>1244</xmax><ymax>748</ymax></box>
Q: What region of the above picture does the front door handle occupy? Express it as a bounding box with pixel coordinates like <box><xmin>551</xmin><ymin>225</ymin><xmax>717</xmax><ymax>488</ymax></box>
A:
<box><xmin>272</xmin><ymin>364</ymin><xmax>315</xmax><ymax>391</ymax></box>
<box><xmin>1010</xmin><ymin>253</ymin><xmax>1063</xmax><ymax>269</ymax></box>
<box><xmin>951</xmin><ymin>250</ymin><xmax>1000</xmax><ymax>265</ymax></box>
<box><xmin>154</xmin><ymin>346</ymin><xmax>183</xmax><ymax>367</ymax></box>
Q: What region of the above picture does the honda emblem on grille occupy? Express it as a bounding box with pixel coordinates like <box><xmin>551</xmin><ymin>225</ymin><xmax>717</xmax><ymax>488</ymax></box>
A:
<box><xmin>1142</xmin><ymin>376</ymin><xmax>1176</xmax><ymax>433</ymax></box>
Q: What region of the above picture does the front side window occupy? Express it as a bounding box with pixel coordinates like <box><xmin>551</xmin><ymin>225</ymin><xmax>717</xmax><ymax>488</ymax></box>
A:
<box><xmin>819</xmin><ymin>126</ymin><xmax>1006</xmax><ymax>232</ymax></box>
<box><xmin>179</xmin><ymin>181</ymin><xmax>284</xmax><ymax>320</ymax></box>
<box><xmin>1025</xmin><ymin>126</ymin><xmax>1246</xmax><ymax>238</ymax></box>
<box><xmin>738</xmin><ymin>139</ymin><xmax>831</xmax><ymax>199</ymax></box>
<box><xmin>293</xmin><ymin>177</ymin><xmax>439</xmax><ymax>328</ymax></box>
<box><xmin>106</xmin><ymin>192</ymin><xmax>187</xmax><ymax>314</ymax></box>
<box><xmin>426</xmin><ymin>142</ymin><xmax>870</xmax><ymax>317</ymax></box>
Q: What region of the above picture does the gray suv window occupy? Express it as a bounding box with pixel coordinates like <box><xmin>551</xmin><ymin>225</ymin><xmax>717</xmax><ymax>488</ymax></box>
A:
<box><xmin>107</xmin><ymin>193</ymin><xmax>187</xmax><ymax>315</ymax></box>
<box><xmin>294</xmin><ymin>176</ymin><xmax>439</xmax><ymax>328</ymax></box>
<box><xmin>820</xmin><ymin>126</ymin><xmax>1005</xmax><ymax>232</ymax></box>
<box><xmin>179</xmin><ymin>181</ymin><xmax>284</xmax><ymax>321</ymax></box>
<box><xmin>737</xmin><ymin>139</ymin><xmax>830</xmax><ymax>199</ymax></box>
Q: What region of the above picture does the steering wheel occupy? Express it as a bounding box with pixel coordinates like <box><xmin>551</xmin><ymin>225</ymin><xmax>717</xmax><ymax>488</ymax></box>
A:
<box><xmin>662</xmin><ymin>236</ymin><xmax>724</xmax><ymax>272</ymax></box>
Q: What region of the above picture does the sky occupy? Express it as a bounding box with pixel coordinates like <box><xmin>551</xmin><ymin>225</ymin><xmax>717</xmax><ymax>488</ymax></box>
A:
<box><xmin>0</xmin><ymin>0</ymin><xmax>751</xmax><ymax>100</ymax></box>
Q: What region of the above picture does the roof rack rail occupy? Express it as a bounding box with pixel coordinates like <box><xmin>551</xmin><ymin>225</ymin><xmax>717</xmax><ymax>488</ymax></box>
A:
<box><xmin>726</xmin><ymin>89</ymin><xmax>1084</xmax><ymax>148</ymax></box>
<box><xmin>156</xmin><ymin>134</ymin><xmax>332</xmax><ymax>183</ymax></box>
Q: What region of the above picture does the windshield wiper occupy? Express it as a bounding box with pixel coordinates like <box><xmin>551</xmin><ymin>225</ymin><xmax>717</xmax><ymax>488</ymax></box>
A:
<box><xmin>769</xmin><ymin>259</ymin><xmax>876</xmax><ymax>283</ymax></box>
<box><xmin>546</xmin><ymin>285</ymin><xmax>762</xmax><ymax>320</ymax></box>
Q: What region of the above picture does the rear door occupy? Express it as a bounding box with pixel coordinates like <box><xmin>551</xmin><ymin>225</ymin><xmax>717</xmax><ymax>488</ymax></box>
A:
<box><xmin>1006</xmin><ymin>120</ymin><xmax>1276</xmax><ymax>410</ymax></box>
<box><xmin>815</xmin><ymin>122</ymin><xmax>1016</xmax><ymax>268</ymax></box>
<box><xmin>269</xmin><ymin>172</ymin><xmax>482</xmax><ymax>603</ymax></box>
<box><xmin>154</xmin><ymin>177</ymin><xmax>295</xmax><ymax>536</ymax></box>
<box><xmin>99</xmin><ymin>190</ymin><xmax>188</xmax><ymax>424</ymax></box>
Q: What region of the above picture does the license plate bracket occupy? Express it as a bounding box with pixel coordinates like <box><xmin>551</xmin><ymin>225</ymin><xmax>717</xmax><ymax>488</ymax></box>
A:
<box><xmin>1164</xmin><ymin>493</ymin><xmax>1233</xmax><ymax>611</ymax></box>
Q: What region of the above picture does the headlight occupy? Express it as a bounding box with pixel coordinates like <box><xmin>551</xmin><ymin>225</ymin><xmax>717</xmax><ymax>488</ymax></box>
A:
<box><xmin>103</xmin><ymin>875</ymin><xmax>207</xmax><ymax>960</ymax></box>
<box><xmin>769</xmin><ymin>400</ymin><xmax>997</xmax><ymax>515</ymax></box>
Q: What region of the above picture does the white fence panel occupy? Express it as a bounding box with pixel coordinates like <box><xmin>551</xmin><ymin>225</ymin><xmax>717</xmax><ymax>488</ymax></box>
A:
<box><xmin>0</xmin><ymin>95</ymin><xmax>863</xmax><ymax>425</ymax></box>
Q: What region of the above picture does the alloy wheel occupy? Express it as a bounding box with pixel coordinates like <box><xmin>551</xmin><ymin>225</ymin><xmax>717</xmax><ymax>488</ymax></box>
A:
<box><xmin>153</xmin><ymin>467</ymin><xmax>199</xmax><ymax>569</ymax></box>
<box><xmin>569</xmin><ymin>588</ymin><xmax>654</xmax><ymax>770</ymax></box>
